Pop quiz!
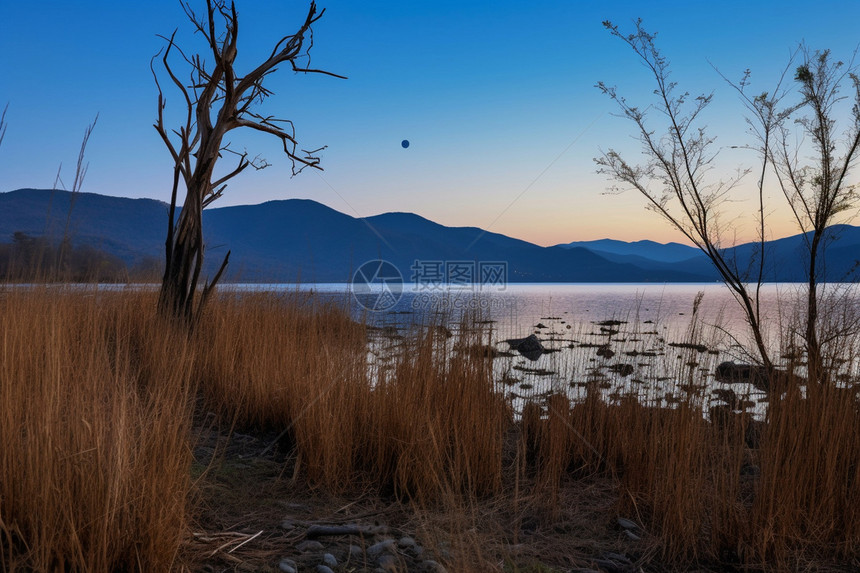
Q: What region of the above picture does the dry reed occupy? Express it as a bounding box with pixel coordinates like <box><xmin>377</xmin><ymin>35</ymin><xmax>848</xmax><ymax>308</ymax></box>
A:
<box><xmin>1</xmin><ymin>286</ymin><xmax>858</xmax><ymax>571</ymax></box>
<box><xmin>0</xmin><ymin>287</ymin><xmax>195</xmax><ymax>571</ymax></box>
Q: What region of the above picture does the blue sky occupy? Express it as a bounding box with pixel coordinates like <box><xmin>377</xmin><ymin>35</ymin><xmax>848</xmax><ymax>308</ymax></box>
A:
<box><xmin>1</xmin><ymin>0</ymin><xmax>858</xmax><ymax>245</ymax></box>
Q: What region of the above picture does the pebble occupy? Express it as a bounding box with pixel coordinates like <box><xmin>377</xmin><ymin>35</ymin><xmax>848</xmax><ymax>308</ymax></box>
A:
<box><xmin>322</xmin><ymin>553</ymin><xmax>337</xmax><ymax>568</ymax></box>
<box><xmin>377</xmin><ymin>554</ymin><xmax>399</xmax><ymax>571</ymax></box>
<box><xmin>296</xmin><ymin>540</ymin><xmax>325</xmax><ymax>552</ymax></box>
<box><xmin>418</xmin><ymin>560</ymin><xmax>448</xmax><ymax>573</ymax></box>
<box><xmin>279</xmin><ymin>520</ymin><xmax>296</xmax><ymax>531</ymax></box>
<box><xmin>315</xmin><ymin>566</ymin><xmax>335</xmax><ymax>573</ymax></box>
<box><xmin>348</xmin><ymin>544</ymin><xmax>364</xmax><ymax>559</ymax></box>
<box><xmin>397</xmin><ymin>535</ymin><xmax>423</xmax><ymax>557</ymax></box>
<box><xmin>624</xmin><ymin>529</ymin><xmax>641</xmax><ymax>541</ymax></box>
<box><xmin>367</xmin><ymin>538</ymin><xmax>397</xmax><ymax>557</ymax></box>
<box><xmin>278</xmin><ymin>559</ymin><xmax>297</xmax><ymax>573</ymax></box>
<box><xmin>616</xmin><ymin>517</ymin><xmax>639</xmax><ymax>531</ymax></box>
<box><xmin>603</xmin><ymin>551</ymin><xmax>631</xmax><ymax>564</ymax></box>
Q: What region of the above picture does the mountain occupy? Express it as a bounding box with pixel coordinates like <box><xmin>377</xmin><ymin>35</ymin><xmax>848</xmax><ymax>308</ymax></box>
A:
<box><xmin>0</xmin><ymin>188</ymin><xmax>857</xmax><ymax>283</ymax></box>
<box><xmin>201</xmin><ymin>199</ymin><xmax>708</xmax><ymax>282</ymax></box>
<box><xmin>556</xmin><ymin>238</ymin><xmax>704</xmax><ymax>263</ymax></box>
<box><xmin>721</xmin><ymin>225</ymin><xmax>860</xmax><ymax>282</ymax></box>
<box><xmin>558</xmin><ymin>229</ymin><xmax>860</xmax><ymax>282</ymax></box>
<box><xmin>0</xmin><ymin>188</ymin><xmax>168</xmax><ymax>263</ymax></box>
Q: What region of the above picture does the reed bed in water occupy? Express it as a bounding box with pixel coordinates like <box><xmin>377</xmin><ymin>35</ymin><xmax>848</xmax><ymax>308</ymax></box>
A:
<box><xmin>0</xmin><ymin>287</ymin><xmax>858</xmax><ymax>570</ymax></box>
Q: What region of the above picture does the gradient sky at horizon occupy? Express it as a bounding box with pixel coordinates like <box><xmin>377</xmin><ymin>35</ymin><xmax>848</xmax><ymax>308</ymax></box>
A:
<box><xmin>1</xmin><ymin>0</ymin><xmax>858</xmax><ymax>247</ymax></box>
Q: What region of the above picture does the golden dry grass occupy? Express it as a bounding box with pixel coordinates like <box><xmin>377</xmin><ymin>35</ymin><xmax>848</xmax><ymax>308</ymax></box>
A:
<box><xmin>0</xmin><ymin>287</ymin><xmax>195</xmax><ymax>571</ymax></box>
<box><xmin>0</xmin><ymin>287</ymin><xmax>858</xmax><ymax>571</ymax></box>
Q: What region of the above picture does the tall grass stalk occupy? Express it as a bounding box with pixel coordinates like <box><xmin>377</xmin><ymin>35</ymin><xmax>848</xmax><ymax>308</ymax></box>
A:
<box><xmin>0</xmin><ymin>288</ymin><xmax>195</xmax><ymax>571</ymax></box>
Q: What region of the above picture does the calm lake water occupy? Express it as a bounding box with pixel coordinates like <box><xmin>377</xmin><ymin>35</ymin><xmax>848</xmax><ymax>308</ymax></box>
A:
<box><xmin>72</xmin><ymin>281</ymin><xmax>843</xmax><ymax>415</ymax></box>
<box><xmin>228</xmin><ymin>282</ymin><xmax>860</xmax><ymax>415</ymax></box>
<box><xmin>240</xmin><ymin>282</ymin><xmax>828</xmax><ymax>346</ymax></box>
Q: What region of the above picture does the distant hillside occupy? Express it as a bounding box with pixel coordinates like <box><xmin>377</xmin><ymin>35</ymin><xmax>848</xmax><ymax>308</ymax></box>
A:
<box><xmin>722</xmin><ymin>225</ymin><xmax>860</xmax><ymax>282</ymax></box>
<box><xmin>556</xmin><ymin>238</ymin><xmax>704</xmax><ymax>263</ymax></box>
<box><xmin>202</xmin><ymin>198</ymin><xmax>708</xmax><ymax>282</ymax></box>
<box><xmin>0</xmin><ymin>188</ymin><xmax>168</xmax><ymax>264</ymax></box>
<box><xmin>0</xmin><ymin>188</ymin><xmax>856</xmax><ymax>283</ymax></box>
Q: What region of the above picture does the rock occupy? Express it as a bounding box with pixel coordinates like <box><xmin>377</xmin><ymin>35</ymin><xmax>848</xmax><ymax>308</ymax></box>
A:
<box><xmin>624</xmin><ymin>529</ymin><xmax>641</xmax><ymax>541</ymax></box>
<box><xmin>596</xmin><ymin>345</ymin><xmax>615</xmax><ymax>359</ymax></box>
<box><xmin>505</xmin><ymin>334</ymin><xmax>545</xmax><ymax>361</ymax></box>
<box><xmin>296</xmin><ymin>540</ymin><xmax>325</xmax><ymax>552</ymax></box>
<box><xmin>278</xmin><ymin>559</ymin><xmax>297</xmax><ymax>573</ymax></box>
<box><xmin>433</xmin><ymin>325</ymin><xmax>453</xmax><ymax>338</ymax></box>
<box><xmin>377</xmin><ymin>554</ymin><xmax>400</xmax><ymax>571</ymax></box>
<box><xmin>315</xmin><ymin>566</ymin><xmax>335</xmax><ymax>573</ymax></box>
<box><xmin>322</xmin><ymin>553</ymin><xmax>337</xmax><ymax>567</ymax></box>
<box><xmin>348</xmin><ymin>544</ymin><xmax>364</xmax><ymax>559</ymax></box>
<box><xmin>602</xmin><ymin>552</ymin><xmax>631</xmax><ymax>564</ymax></box>
<box><xmin>397</xmin><ymin>535</ymin><xmax>423</xmax><ymax>557</ymax></box>
<box><xmin>367</xmin><ymin>539</ymin><xmax>397</xmax><ymax>558</ymax></box>
<box><xmin>616</xmin><ymin>517</ymin><xmax>639</xmax><ymax>531</ymax></box>
<box><xmin>608</xmin><ymin>363</ymin><xmax>634</xmax><ymax>377</ymax></box>
<box><xmin>306</xmin><ymin>524</ymin><xmax>385</xmax><ymax>538</ymax></box>
<box><xmin>279</xmin><ymin>520</ymin><xmax>296</xmax><ymax>531</ymax></box>
<box><xmin>418</xmin><ymin>560</ymin><xmax>449</xmax><ymax>573</ymax></box>
<box><xmin>712</xmin><ymin>387</ymin><xmax>739</xmax><ymax>408</ymax></box>
<box><xmin>715</xmin><ymin>361</ymin><xmax>770</xmax><ymax>390</ymax></box>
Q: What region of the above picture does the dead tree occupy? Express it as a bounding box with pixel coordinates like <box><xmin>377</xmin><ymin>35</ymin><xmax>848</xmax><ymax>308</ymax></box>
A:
<box><xmin>598</xmin><ymin>22</ymin><xmax>860</xmax><ymax>386</ymax></box>
<box><xmin>152</xmin><ymin>0</ymin><xmax>343</xmax><ymax>322</ymax></box>
<box><xmin>767</xmin><ymin>49</ymin><xmax>860</xmax><ymax>385</ymax></box>
<box><xmin>596</xmin><ymin>20</ymin><xmax>779</xmax><ymax>373</ymax></box>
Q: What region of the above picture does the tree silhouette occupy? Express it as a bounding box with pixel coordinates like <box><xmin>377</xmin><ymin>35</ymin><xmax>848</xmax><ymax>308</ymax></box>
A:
<box><xmin>152</xmin><ymin>0</ymin><xmax>343</xmax><ymax>322</ymax></box>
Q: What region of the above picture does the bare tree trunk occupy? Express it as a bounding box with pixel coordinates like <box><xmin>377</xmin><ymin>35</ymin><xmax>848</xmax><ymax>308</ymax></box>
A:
<box><xmin>806</xmin><ymin>231</ymin><xmax>823</xmax><ymax>385</ymax></box>
<box><xmin>152</xmin><ymin>0</ymin><xmax>343</xmax><ymax>323</ymax></box>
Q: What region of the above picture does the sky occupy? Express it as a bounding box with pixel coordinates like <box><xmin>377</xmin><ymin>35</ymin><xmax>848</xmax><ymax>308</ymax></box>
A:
<box><xmin>1</xmin><ymin>0</ymin><xmax>859</xmax><ymax>247</ymax></box>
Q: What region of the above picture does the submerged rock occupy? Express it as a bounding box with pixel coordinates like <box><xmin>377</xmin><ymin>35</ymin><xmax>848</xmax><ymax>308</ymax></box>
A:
<box><xmin>596</xmin><ymin>345</ymin><xmax>615</xmax><ymax>359</ymax></box>
<box><xmin>715</xmin><ymin>361</ymin><xmax>771</xmax><ymax>390</ymax></box>
<box><xmin>608</xmin><ymin>363</ymin><xmax>634</xmax><ymax>377</ymax></box>
<box><xmin>505</xmin><ymin>334</ymin><xmax>546</xmax><ymax>361</ymax></box>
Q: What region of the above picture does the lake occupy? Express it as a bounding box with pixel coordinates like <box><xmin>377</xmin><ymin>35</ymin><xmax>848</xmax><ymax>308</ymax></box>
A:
<box><xmin>239</xmin><ymin>282</ymin><xmax>821</xmax><ymax>345</ymax></box>
<box><xmin>229</xmin><ymin>282</ymin><xmax>859</xmax><ymax>415</ymax></box>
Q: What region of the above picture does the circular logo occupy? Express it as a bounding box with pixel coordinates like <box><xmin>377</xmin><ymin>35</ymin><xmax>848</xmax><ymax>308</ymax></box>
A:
<box><xmin>352</xmin><ymin>260</ymin><xmax>403</xmax><ymax>311</ymax></box>
<box><xmin>401</xmin><ymin>139</ymin><xmax>410</xmax><ymax>148</ymax></box>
